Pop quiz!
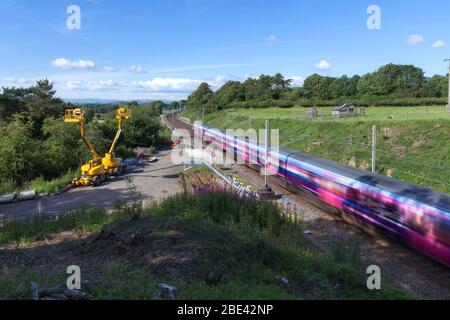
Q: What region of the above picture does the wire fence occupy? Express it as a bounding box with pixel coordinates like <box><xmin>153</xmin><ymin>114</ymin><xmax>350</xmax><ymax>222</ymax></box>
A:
<box><xmin>279</xmin><ymin>130</ymin><xmax>449</xmax><ymax>192</ymax></box>
<box><xmin>204</xmin><ymin>114</ymin><xmax>449</xmax><ymax>192</ymax></box>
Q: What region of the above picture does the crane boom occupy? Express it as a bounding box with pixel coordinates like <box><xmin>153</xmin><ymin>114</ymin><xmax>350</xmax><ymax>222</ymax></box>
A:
<box><xmin>108</xmin><ymin>107</ymin><xmax>131</xmax><ymax>154</ymax></box>
<box><xmin>64</xmin><ymin>109</ymin><xmax>101</xmax><ymax>160</ymax></box>
<box><xmin>64</xmin><ymin>108</ymin><xmax>106</xmax><ymax>187</ymax></box>
<box><xmin>108</xmin><ymin>128</ymin><xmax>122</xmax><ymax>154</ymax></box>
<box><xmin>101</xmin><ymin>107</ymin><xmax>132</xmax><ymax>175</ymax></box>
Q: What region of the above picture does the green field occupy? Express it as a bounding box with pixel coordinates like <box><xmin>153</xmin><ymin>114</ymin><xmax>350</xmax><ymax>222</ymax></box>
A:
<box><xmin>183</xmin><ymin>106</ymin><xmax>450</xmax><ymax>194</ymax></box>
<box><xmin>194</xmin><ymin>106</ymin><xmax>450</xmax><ymax>122</ymax></box>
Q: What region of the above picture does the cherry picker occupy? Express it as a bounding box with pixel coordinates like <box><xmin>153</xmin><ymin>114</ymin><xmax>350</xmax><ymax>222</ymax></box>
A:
<box><xmin>64</xmin><ymin>108</ymin><xmax>107</xmax><ymax>187</ymax></box>
<box><xmin>102</xmin><ymin>107</ymin><xmax>132</xmax><ymax>175</ymax></box>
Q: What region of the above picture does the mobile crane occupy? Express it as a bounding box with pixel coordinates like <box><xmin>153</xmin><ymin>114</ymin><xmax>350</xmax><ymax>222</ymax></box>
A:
<box><xmin>102</xmin><ymin>107</ymin><xmax>132</xmax><ymax>175</ymax></box>
<box><xmin>64</xmin><ymin>108</ymin><xmax>107</xmax><ymax>187</ymax></box>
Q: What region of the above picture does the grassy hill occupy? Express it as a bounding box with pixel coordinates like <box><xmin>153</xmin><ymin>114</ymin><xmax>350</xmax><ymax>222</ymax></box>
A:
<box><xmin>183</xmin><ymin>106</ymin><xmax>450</xmax><ymax>194</ymax></box>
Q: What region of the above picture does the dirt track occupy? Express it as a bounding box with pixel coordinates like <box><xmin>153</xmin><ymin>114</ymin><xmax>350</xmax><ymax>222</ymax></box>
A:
<box><xmin>0</xmin><ymin>150</ymin><xmax>182</xmax><ymax>223</ymax></box>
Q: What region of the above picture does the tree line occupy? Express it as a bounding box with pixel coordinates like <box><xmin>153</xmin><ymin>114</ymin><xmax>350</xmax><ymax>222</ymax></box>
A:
<box><xmin>186</xmin><ymin>64</ymin><xmax>449</xmax><ymax>112</ymax></box>
<box><xmin>0</xmin><ymin>80</ymin><xmax>165</xmax><ymax>189</ymax></box>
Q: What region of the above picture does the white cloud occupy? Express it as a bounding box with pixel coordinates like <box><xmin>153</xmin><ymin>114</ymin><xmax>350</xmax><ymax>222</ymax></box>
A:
<box><xmin>289</xmin><ymin>76</ymin><xmax>304</xmax><ymax>87</ymax></box>
<box><xmin>407</xmin><ymin>34</ymin><xmax>424</xmax><ymax>45</ymax></box>
<box><xmin>244</xmin><ymin>74</ymin><xmax>260</xmax><ymax>80</ymax></box>
<box><xmin>51</xmin><ymin>58</ymin><xmax>96</xmax><ymax>70</ymax></box>
<box><xmin>432</xmin><ymin>40</ymin><xmax>446</xmax><ymax>48</ymax></box>
<box><xmin>209</xmin><ymin>75</ymin><xmax>229</xmax><ymax>88</ymax></box>
<box><xmin>267</xmin><ymin>34</ymin><xmax>277</xmax><ymax>42</ymax></box>
<box><xmin>314</xmin><ymin>60</ymin><xmax>331</xmax><ymax>71</ymax></box>
<box><xmin>1</xmin><ymin>77</ymin><xmax>34</xmax><ymax>87</ymax></box>
<box><xmin>63</xmin><ymin>81</ymin><xmax>81</xmax><ymax>90</ymax></box>
<box><xmin>1</xmin><ymin>72</ymin><xmax>301</xmax><ymax>100</ymax></box>
<box><xmin>134</xmin><ymin>77</ymin><xmax>202</xmax><ymax>91</ymax></box>
<box><xmin>62</xmin><ymin>80</ymin><xmax>119</xmax><ymax>91</ymax></box>
<box><xmin>130</xmin><ymin>65</ymin><xmax>147</xmax><ymax>73</ymax></box>
<box><xmin>213</xmin><ymin>75</ymin><xmax>227</xmax><ymax>83</ymax></box>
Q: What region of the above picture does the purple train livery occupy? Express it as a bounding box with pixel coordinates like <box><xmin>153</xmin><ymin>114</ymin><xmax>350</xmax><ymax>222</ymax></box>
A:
<box><xmin>193</xmin><ymin>123</ymin><xmax>450</xmax><ymax>267</ymax></box>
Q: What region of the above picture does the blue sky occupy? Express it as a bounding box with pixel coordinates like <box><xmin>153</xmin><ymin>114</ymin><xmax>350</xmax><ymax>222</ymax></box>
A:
<box><xmin>1</xmin><ymin>0</ymin><xmax>449</xmax><ymax>100</ymax></box>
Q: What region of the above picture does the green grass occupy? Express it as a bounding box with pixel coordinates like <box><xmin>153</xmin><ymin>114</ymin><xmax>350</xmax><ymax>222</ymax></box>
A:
<box><xmin>0</xmin><ymin>181</ymin><xmax>18</xmax><ymax>195</ymax></box>
<box><xmin>0</xmin><ymin>266</ymin><xmax>68</xmax><ymax>300</ymax></box>
<box><xmin>183</xmin><ymin>106</ymin><xmax>450</xmax><ymax>123</ymax></box>
<box><xmin>27</xmin><ymin>169</ymin><xmax>77</xmax><ymax>193</ymax></box>
<box><xmin>0</xmin><ymin>169</ymin><xmax>77</xmax><ymax>195</ymax></box>
<box><xmin>178</xmin><ymin>263</ymin><xmax>298</xmax><ymax>300</ymax></box>
<box><xmin>88</xmin><ymin>261</ymin><xmax>159</xmax><ymax>300</ymax></box>
<box><xmin>0</xmin><ymin>192</ymin><xmax>417</xmax><ymax>300</ymax></box>
<box><xmin>0</xmin><ymin>207</ymin><xmax>123</xmax><ymax>246</ymax></box>
<box><xmin>152</xmin><ymin>192</ymin><xmax>415</xmax><ymax>300</ymax></box>
<box><xmin>189</xmin><ymin>107</ymin><xmax>450</xmax><ymax>193</ymax></box>
<box><xmin>155</xmin><ymin>192</ymin><xmax>303</xmax><ymax>242</ymax></box>
<box><xmin>214</xmin><ymin>106</ymin><xmax>450</xmax><ymax>122</ymax></box>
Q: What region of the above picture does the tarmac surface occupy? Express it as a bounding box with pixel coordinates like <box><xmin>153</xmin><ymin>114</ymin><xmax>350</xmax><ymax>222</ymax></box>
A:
<box><xmin>0</xmin><ymin>149</ymin><xmax>183</xmax><ymax>223</ymax></box>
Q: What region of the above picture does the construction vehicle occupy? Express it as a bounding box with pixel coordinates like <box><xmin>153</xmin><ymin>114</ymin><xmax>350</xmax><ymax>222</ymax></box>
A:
<box><xmin>102</xmin><ymin>107</ymin><xmax>132</xmax><ymax>175</ymax></box>
<box><xmin>171</xmin><ymin>136</ymin><xmax>183</xmax><ymax>148</ymax></box>
<box><xmin>64</xmin><ymin>109</ymin><xmax>107</xmax><ymax>187</ymax></box>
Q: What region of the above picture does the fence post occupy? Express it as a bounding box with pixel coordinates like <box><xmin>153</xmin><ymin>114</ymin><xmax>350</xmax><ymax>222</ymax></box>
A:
<box><xmin>372</xmin><ymin>125</ymin><xmax>377</xmax><ymax>173</ymax></box>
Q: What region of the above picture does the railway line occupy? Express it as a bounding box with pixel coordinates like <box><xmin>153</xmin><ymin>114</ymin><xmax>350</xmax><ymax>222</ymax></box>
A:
<box><xmin>163</xmin><ymin>113</ymin><xmax>450</xmax><ymax>299</ymax></box>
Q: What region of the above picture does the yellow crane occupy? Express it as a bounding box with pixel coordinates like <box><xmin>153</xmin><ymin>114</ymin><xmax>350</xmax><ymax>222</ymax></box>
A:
<box><xmin>102</xmin><ymin>107</ymin><xmax>132</xmax><ymax>175</ymax></box>
<box><xmin>64</xmin><ymin>108</ymin><xmax>107</xmax><ymax>187</ymax></box>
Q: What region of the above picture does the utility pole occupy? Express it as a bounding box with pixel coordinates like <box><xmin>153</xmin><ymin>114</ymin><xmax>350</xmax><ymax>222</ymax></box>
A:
<box><xmin>445</xmin><ymin>59</ymin><xmax>450</xmax><ymax>113</ymax></box>
<box><xmin>258</xmin><ymin>120</ymin><xmax>276</xmax><ymax>200</ymax></box>
<box><xmin>264</xmin><ymin>119</ymin><xmax>269</xmax><ymax>187</ymax></box>
<box><xmin>372</xmin><ymin>125</ymin><xmax>377</xmax><ymax>173</ymax></box>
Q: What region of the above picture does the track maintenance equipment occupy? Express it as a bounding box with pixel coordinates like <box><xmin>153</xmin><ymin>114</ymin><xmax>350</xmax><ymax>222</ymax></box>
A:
<box><xmin>102</xmin><ymin>107</ymin><xmax>132</xmax><ymax>175</ymax></box>
<box><xmin>64</xmin><ymin>108</ymin><xmax>107</xmax><ymax>187</ymax></box>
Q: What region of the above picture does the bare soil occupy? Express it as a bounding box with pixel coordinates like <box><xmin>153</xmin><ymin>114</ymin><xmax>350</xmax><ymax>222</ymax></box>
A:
<box><xmin>0</xmin><ymin>216</ymin><xmax>209</xmax><ymax>284</ymax></box>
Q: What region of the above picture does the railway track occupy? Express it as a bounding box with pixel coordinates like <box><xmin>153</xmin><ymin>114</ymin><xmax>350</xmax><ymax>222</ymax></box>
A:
<box><xmin>164</xmin><ymin>113</ymin><xmax>450</xmax><ymax>298</ymax></box>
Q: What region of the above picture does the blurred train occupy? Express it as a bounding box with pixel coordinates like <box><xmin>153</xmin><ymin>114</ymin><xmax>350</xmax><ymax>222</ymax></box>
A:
<box><xmin>193</xmin><ymin>123</ymin><xmax>450</xmax><ymax>267</ymax></box>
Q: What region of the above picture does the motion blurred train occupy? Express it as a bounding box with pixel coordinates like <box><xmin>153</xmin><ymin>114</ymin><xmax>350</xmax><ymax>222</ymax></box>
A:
<box><xmin>193</xmin><ymin>123</ymin><xmax>450</xmax><ymax>267</ymax></box>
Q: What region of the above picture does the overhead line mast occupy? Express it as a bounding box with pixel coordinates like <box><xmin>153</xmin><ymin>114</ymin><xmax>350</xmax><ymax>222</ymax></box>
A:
<box><xmin>445</xmin><ymin>59</ymin><xmax>450</xmax><ymax>113</ymax></box>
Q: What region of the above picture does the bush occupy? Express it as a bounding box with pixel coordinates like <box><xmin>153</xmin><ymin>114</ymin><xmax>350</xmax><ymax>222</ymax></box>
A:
<box><xmin>0</xmin><ymin>115</ymin><xmax>40</xmax><ymax>185</ymax></box>
<box><xmin>27</xmin><ymin>169</ymin><xmax>77</xmax><ymax>193</ymax></box>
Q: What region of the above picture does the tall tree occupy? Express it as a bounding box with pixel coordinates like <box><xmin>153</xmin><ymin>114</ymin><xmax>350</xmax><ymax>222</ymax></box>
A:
<box><xmin>303</xmin><ymin>74</ymin><xmax>335</xmax><ymax>100</ymax></box>
<box><xmin>186</xmin><ymin>82</ymin><xmax>214</xmax><ymax>111</ymax></box>
<box><xmin>357</xmin><ymin>72</ymin><xmax>388</xmax><ymax>96</ymax></box>
<box><xmin>422</xmin><ymin>75</ymin><xmax>448</xmax><ymax>97</ymax></box>
<box><xmin>215</xmin><ymin>81</ymin><xmax>245</xmax><ymax>109</ymax></box>
<box><xmin>376</xmin><ymin>64</ymin><xmax>425</xmax><ymax>97</ymax></box>
<box><xmin>40</xmin><ymin>117</ymin><xmax>83</xmax><ymax>179</ymax></box>
<box><xmin>0</xmin><ymin>115</ymin><xmax>39</xmax><ymax>185</ymax></box>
